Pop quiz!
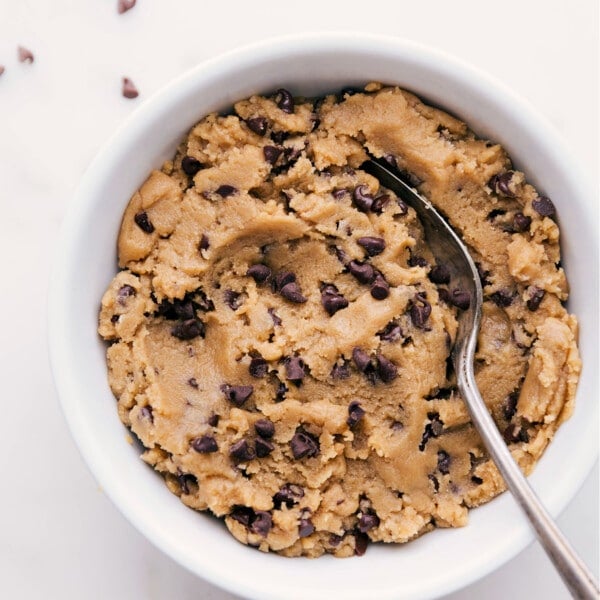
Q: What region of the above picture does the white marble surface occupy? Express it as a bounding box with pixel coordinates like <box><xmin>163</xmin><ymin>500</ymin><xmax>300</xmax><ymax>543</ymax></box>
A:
<box><xmin>0</xmin><ymin>1</ymin><xmax>597</xmax><ymax>598</ymax></box>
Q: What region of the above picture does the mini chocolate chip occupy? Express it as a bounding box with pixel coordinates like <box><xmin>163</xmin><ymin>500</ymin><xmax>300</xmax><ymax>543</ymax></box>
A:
<box><xmin>285</xmin><ymin>356</ymin><xmax>306</xmax><ymax>383</ymax></box>
<box><xmin>450</xmin><ymin>289</ymin><xmax>471</xmax><ymax>310</ymax></box>
<box><xmin>290</xmin><ymin>429</ymin><xmax>319</xmax><ymax>459</ymax></box>
<box><xmin>321</xmin><ymin>285</ymin><xmax>349</xmax><ymax>315</ymax></box>
<box><xmin>320</xmin><ymin>283</ymin><xmax>339</xmax><ymax>296</ymax></box>
<box><xmin>429</xmin><ymin>264</ymin><xmax>451</xmax><ymax>285</ymax></box>
<box><xmin>207</xmin><ymin>413</ymin><xmax>220</xmax><ymax>427</ymax></box>
<box><xmin>347</xmin><ymin>260</ymin><xmax>375</xmax><ymax>285</ymax></box>
<box><xmin>526</xmin><ymin>286</ymin><xmax>545</xmax><ymax>311</ymax></box>
<box><xmin>396</xmin><ymin>198</ymin><xmax>409</xmax><ymax>214</ymax></box>
<box><xmin>215</xmin><ymin>184</ymin><xmax>237</xmax><ymax>198</ymax></box>
<box><xmin>268</xmin><ymin>307</ymin><xmax>282</xmax><ymax>326</ymax></box>
<box><xmin>410</xmin><ymin>296</ymin><xmax>432</xmax><ymax>328</ymax></box>
<box><xmin>182</xmin><ymin>156</ymin><xmax>202</xmax><ymax>176</ymax></box>
<box><xmin>437</xmin><ymin>450</ymin><xmax>451</xmax><ymax>474</ymax></box>
<box><xmin>332</xmin><ymin>189</ymin><xmax>347</xmax><ymax>200</ymax></box>
<box><xmin>503</xmin><ymin>391</ymin><xmax>519</xmax><ymax>421</ymax></box>
<box><xmin>513</xmin><ymin>212</ymin><xmax>532</xmax><ymax>233</ymax></box>
<box><xmin>331</xmin><ymin>361</ymin><xmax>351</xmax><ymax>379</ymax></box>
<box><xmin>273</xmin><ymin>483</ymin><xmax>305</xmax><ymax>508</ymax></box>
<box><xmin>376</xmin><ymin>355</ymin><xmax>398</xmax><ymax>383</ymax></box>
<box><xmin>230</xmin><ymin>506</ymin><xmax>254</xmax><ymax>526</ymax></box>
<box><xmin>171</xmin><ymin>319</ymin><xmax>204</xmax><ymax>340</ymax></box>
<box><xmin>263</xmin><ymin>145</ymin><xmax>283</xmax><ymax>165</ymax></box>
<box><xmin>17</xmin><ymin>46</ymin><xmax>34</xmax><ymax>63</ymax></box>
<box><xmin>357</xmin><ymin>236</ymin><xmax>386</xmax><ymax>256</ymax></box>
<box><xmin>275</xmin><ymin>88</ymin><xmax>294</xmax><ymax>113</ymax></box>
<box><xmin>353</xmin><ymin>185</ymin><xmax>374</xmax><ymax>212</ymax></box>
<box><xmin>110</xmin><ymin>314</ymin><xmax>120</xmax><ymax>323</ymax></box>
<box><xmin>471</xmin><ymin>475</ymin><xmax>484</xmax><ymax>485</ymax></box>
<box><xmin>191</xmin><ymin>435</ymin><xmax>218</xmax><ymax>453</ymax></box>
<box><xmin>273</xmin><ymin>271</ymin><xmax>296</xmax><ymax>291</ymax></box>
<box><xmin>117</xmin><ymin>284</ymin><xmax>136</xmax><ymax>305</ymax></box>
<box><xmin>247</xmin><ymin>263</ymin><xmax>272</xmax><ymax>284</ymax></box>
<box><xmin>408</xmin><ymin>254</ymin><xmax>429</xmax><ymax>268</ymax></box>
<box><xmin>249</xmin><ymin>356</ymin><xmax>268</xmax><ymax>378</ymax></box>
<box><xmin>354</xmin><ymin>532</ymin><xmax>369</xmax><ymax>556</ymax></box>
<box><xmin>532</xmin><ymin>196</ymin><xmax>556</xmax><ymax>217</ymax></box>
<box><xmin>490</xmin><ymin>289</ymin><xmax>514</xmax><ymax>307</ymax></box>
<box><xmin>255</xmin><ymin>437</ymin><xmax>275</xmax><ymax>458</ymax></box>
<box><xmin>198</xmin><ymin>233</ymin><xmax>210</xmax><ymax>251</ymax></box>
<box><xmin>140</xmin><ymin>406</ymin><xmax>153</xmax><ymax>422</ymax></box>
<box><xmin>370</xmin><ymin>274</ymin><xmax>390</xmax><ymax>300</ymax></box>
<box><xmin>371</xmin><ymin>194</ymin><xmax>390</xmax><ymax>213</ymax></box>
<box><xmin>247</xmin><ymin>116</ymin><xmax>268</xmax><ymax>136</ymax></box>
<box><xmin>187</xmin><ymin>377</ymin><xmax>199</xmax><ymax>389</ymax></box>
<box><xmin>255</xmin><ymin>419</ymin><xmax>275</xmax><ymax>439</ymax></box>
<box><xmin>220</xmin><ymin>384</ymin><xmax>254</xmax><ymax>407</ymax></box>
<box><xmin>250</xmin><ymin>511</ymin><xmax>272</xmax><ymax>536</ymax></box>
<box><xmin>299</xmin><ymin>517</ymin><xmax>315</xmax><ymax>538</ymax></box>
<box><xmin>122</xmin><ymin>77</ymin><xmax>139</xmax><ymax>99</ymax></box>
<box><xmin>117</xmin><ymin>0</ymin><xmax>136</xmax><ymax>14</ymax></box>
<box><xmin>489</xmin><ymin>171</ymin><xmax>517</xmax><ymax>198</ymax></box>
<box><xmin>280</xmin><ymin>282</ymin><xmax>307</xmax><ymax>303</ymax></box>
<box><xmin>378</xmin><ymin>321</ymin><xmax>403</xmax><ymax>342</ymax></box>
<box><xmin>134</xmin><ymin>211</ymin><xmax>154</xmax><ymax>233</ymax></box>
<box><xmin>358</xmin><ymin>513</ymin><xmax>379</xmax><ymax>533</ymax></box>
<box><xmin>230</xmin><ymin>438</ymin><xmax>256</xmax><ymax>462</ymax></box>
<box><xmin>352</xmin><ymin>347</ymin><xmax>372</xmax><ymax>372</ymax></box>
<box><xmin>347</xmin><ymin>401</ymin><xmax>366</xmax><ymax>428</ymax></box>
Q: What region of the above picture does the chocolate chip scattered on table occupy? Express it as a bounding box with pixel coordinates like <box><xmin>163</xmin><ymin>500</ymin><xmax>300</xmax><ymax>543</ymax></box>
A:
<box><xmin>99</xmin><ymin>83</ymin><xmax>581</xmax><ymax>558</ymax></box>
<box><xmin>117</xmin><ymin>0</ymin><xmax>136</xmax><ymax>14</ymax></box>
<box><xmin>122</xmin><ymin>77</ymin><xmax>139</xmax><ymax>99</ymax></box>
<box><xmin>17</xmin><ymin>46</ymin><xmax>34</xmax><ymax>63</ymax></box>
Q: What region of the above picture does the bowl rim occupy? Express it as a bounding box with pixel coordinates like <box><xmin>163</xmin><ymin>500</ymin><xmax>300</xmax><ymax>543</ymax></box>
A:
<box><xmin>48</xmin><ymin>31</ymin><xmax>598</xmax><ymax>600</ymax></box>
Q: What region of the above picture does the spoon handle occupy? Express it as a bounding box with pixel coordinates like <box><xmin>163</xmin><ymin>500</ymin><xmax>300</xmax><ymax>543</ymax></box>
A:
<box><xmin>456</xmin><ymin>346</ymin><xmax>599</xmax><ymax>599</ymax></box>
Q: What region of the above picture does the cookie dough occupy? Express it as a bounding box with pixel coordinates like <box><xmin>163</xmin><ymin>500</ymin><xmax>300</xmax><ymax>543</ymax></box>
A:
<box><xmin>98</xmin><ymin>84</ymin><xmax>581</xmax><ymax>558</ymax></box>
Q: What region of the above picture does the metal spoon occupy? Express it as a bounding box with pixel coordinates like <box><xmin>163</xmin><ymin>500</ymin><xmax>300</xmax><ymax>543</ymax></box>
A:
<box><xmin>364</xmin><ymin>159</ymin><xmax>599</xmax><ymax>600</ymax></box>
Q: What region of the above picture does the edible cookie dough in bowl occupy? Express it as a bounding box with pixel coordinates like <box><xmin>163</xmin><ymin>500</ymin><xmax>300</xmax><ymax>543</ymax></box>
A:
<box><xmin>49</xmin><ymin>34</ymin><xmax>598</xmax><ymax>600</ymax></box>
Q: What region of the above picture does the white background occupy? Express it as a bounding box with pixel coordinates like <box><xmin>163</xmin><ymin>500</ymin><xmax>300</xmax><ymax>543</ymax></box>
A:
<box><xmin>0</xmin><ymin>1</ymin><xmax>597</xmax><ymax>598</ymax></box>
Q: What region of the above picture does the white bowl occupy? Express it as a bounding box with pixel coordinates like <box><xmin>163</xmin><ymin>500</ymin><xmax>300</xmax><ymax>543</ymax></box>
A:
<box><xmin>48</xmin><ymin>33</ymin><xmax>599</xmax><ymax>600</ymax></box>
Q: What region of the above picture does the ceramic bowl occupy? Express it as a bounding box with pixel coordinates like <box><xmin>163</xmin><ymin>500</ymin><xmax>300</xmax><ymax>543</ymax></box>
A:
<box><xmin>48</xmin><ymin>33</ymin><xmax>598</xmax><ymax>600</ymax></box>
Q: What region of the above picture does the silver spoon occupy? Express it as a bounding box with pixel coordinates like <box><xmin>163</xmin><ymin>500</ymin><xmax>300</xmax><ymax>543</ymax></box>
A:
<box><xmin>364</xmin><ymin>159</ymin><xmax>599</xmax><ymax>600</ymax></box>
